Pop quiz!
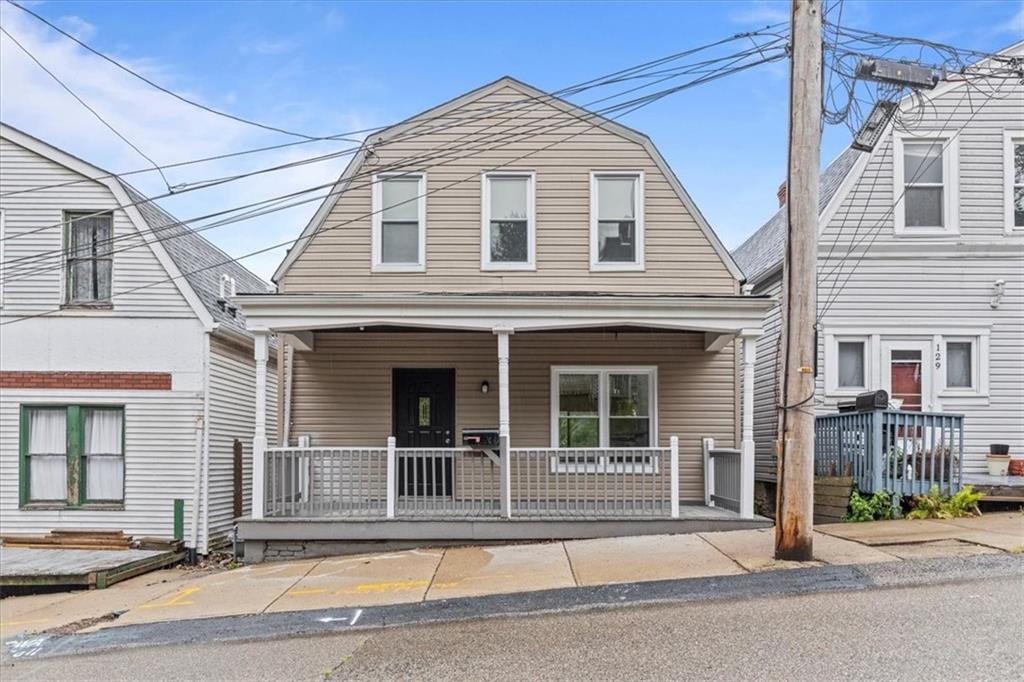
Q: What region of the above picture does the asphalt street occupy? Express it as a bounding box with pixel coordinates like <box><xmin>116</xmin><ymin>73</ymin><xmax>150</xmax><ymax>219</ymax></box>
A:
<box><xmin>4</xmin><ymin>572</ymin><xmax>1021</xmax><ymax>681</ymax></box>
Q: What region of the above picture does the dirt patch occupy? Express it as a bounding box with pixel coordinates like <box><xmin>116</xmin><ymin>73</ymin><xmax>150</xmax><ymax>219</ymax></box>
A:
<box><xmin>41</xmin><ymin>610</ymin><xmax>124</xmax><ymax>635</ymax></box>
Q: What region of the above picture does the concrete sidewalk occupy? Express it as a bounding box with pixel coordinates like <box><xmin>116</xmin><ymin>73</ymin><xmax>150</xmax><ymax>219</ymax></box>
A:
<box><xmin>2</xmin><ymin>513</ymin><xmax>1020</xmax><ymax>639</ymax></box>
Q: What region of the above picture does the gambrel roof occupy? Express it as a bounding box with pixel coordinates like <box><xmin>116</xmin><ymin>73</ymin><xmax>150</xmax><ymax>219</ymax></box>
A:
<box><xmin>273</xmin><ymin>76</ymin><xmax>745</xmax><ymax>283</ymax></box>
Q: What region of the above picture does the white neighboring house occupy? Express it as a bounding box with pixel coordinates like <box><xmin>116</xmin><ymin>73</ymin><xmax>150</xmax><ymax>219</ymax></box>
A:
<box><xmin>732</xmin><ymin>42</ymin><xmax>1024</xmax><ymax>485</ymax></box>
<box><xmin>0</xmin><ymin>123</ymin><xmax>277</xmax><ymax>554</ymax></box>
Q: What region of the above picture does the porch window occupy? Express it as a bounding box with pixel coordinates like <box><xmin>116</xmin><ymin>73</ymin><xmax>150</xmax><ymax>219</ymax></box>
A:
<box><xmin>65</xmin><ymin>211</ymin><xmax>113</xmax><ymax>304</ymax></box>
<box><xmin>372</xmin><ymin>173</ymin><xmax>426</xmax><ymax>271</ymax></box>
<box><xmin>482</xmin><ymin>173</ymin><xmax>534</xmax><ymax>269</ymax></box>
<box><xmin>894</xmin><ymin>133</ymin><xmax>958</xmax><ymax>235</ymax></box>
<box><xmin>553</xmin><ymin>367</ymin><xmax>656</xmax><ymax>449</ymax></box>
<box><xmin>1006</xmin><ymin>133</ymin><xmax>1024</xmax><ymax>231</ymax></box>
<box><xmin>20</xmin><ymin>405</ymin><xmax>125</xmax><ymax>507</ymax></box>
<box><xmin>590</xmin><ymin>172</ymin><xmax>644</xmax><ymax>270</ymax></box>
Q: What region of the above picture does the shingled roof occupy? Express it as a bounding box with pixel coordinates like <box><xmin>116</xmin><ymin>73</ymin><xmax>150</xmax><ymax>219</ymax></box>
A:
<box><xmin>121</xmin><ymin>183</ymin><xmax>270</xmax><ymax>335</ymax></box>
<box><xmin>732</xmin><ymin>147</ymin><xmax>862</xmax><ymax>284</ymax></box>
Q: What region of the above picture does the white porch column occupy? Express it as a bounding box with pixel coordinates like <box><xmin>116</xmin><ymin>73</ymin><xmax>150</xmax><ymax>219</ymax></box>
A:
<box><xmin>252</xmin><ymin>331</ymin><xmax>269</xmax><ymax>520</ymax></box>
<box><xmin>740</xmin><ymin>335</ymin><xmax>758</xmax><ymax>519</ymax></box>
<box><xmin>494</xmin><ymin>326</ymin><xmax>513</xmax><ymax>518</ymax></box>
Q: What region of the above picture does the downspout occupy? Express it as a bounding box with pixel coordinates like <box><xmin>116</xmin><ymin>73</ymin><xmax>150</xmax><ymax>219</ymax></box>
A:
<box><xmin>200</xmin><ymin>330</ymin><xmax>213</xmax><ymax>555</ymax></box>
<box><xmin>188</xmin><ymin>329</ymin><xmax>212</xmax><ymax>562</ymax></box>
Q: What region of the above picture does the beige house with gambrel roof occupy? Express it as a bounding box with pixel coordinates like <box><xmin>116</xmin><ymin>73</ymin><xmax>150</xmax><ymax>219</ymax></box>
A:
<box><xmin>237</xmin><ymin>77</ymin><xmax>773</xmax><ymax>560</ymax></box>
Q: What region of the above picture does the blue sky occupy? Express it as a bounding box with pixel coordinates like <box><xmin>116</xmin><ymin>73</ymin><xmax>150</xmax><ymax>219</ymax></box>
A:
<box><xmin>2</xmin><ymin>0</ymin><xmax>1021</xmax><ymax>280</ymax></box>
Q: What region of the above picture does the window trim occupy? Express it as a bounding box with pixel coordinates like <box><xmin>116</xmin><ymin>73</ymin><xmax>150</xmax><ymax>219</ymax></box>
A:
<box><xmin>589</xmin><ymin>171</ymin><xmax>645</xmax><ymax>271</ymax></box>
<box><xmin>939</xmin><ymin>335</ymin><xmax>988</xmax><ymax>396</ymax></box>
<box><xmin>480</xmin><ymin>171</ymin><xmax>536</xmax><ymax>271</ymax></box>
<box><xmin>63</xmin><ymin>210</ymin><xmax>115</xmax><ymax>307</ymax></box>
<box><xmin>549</xmin><ymin>366</ymin><xmax>658</xmax><ymax>447</ymax></box>
<box><xmin>1004</xmin><ymin>130</ymin><xmax>1024</xmax><ymax>234</ymax></box>
<box><xmin>19</xmin><ymin>403</ymin><xmax>126</xmax><ymax>509</ymax></box>
<box><xmin>824</xmin><ymin>334</ymin><xmax>872</xmax><ymax>396</ymax></box>
<box><xmin>371</xmin><ymin>172</ymin><xmax>427</xmax><ymax>273</ymax></box>
<box><xmin>892</xmin><ymin>132</ymin><xmax>959</xmax><ymax>236</ymax></box>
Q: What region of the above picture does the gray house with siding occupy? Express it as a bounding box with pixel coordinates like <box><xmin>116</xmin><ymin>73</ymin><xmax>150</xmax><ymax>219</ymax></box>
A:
<box><xmin>0</xmin><ymin>124</ymin><xmax>277</xmax><ymax>554</ymax></box>
<box><xmin>732</xmin><ymin>42</ymin><xmax>1024</xmax><ymax>488</ymax></box>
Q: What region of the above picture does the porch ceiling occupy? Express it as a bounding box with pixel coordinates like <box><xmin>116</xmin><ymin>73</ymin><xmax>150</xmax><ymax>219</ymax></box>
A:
<box><xmin>237</xmin><ymin>292</ymin><xmax>773</xmax><ymax>336</ymax></box>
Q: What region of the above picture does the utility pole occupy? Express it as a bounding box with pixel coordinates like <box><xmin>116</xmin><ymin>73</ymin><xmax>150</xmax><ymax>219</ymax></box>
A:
<box><xmin>776</xmin><ymin>0</ymin><xmax>822</xmax><ymax>561</ymax></box>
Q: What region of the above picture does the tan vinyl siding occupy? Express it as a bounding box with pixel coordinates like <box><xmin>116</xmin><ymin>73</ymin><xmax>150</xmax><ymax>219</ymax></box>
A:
<box><xmin>207</xmin><ymin>336</ymin><xmax>278</xmax><ymax>546</ymax></box>
<box><xmin>279</xmin><ymin>85</ymin><xmax>736</xmax><ymax>295</ymax></box>
<box><xmin>287</xmin><ymin>331</ymin><xmax>737</xmax><ymax>501</ymax></box>
<box><xmin>0</xmin><ymin>138</ymin><xmax>193</xmax><ymax>317</ymax></box>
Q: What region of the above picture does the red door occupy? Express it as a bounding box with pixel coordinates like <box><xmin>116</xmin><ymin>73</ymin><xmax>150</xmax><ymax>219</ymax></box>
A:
<box><xmin>890</xmin><ymin>350</ymin><xmax>923</xmax><ymax>411</ymax></box>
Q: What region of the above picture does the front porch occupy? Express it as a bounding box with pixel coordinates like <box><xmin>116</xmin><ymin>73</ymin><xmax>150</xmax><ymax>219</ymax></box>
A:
<box><xmin>237</xmin><ymin>292</ymin><xmax>773</xmax><ymax>554</ymax></box>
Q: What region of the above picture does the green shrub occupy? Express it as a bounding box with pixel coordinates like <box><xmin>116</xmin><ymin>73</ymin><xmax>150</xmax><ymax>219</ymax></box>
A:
<box><xmin>844</xmin><ymin>490</ymin><xmax>893</xmax><ymax>522</ymax></box>
<box><xmin>906</xmin><ymin>485</ymin><xmax>984</xmax><ymax>519</ymax></box>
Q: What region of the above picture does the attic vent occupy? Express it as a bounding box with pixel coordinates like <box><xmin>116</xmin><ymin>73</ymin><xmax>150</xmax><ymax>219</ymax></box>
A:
<box><xmin>217</xmin><ymin>274</ymin><xmax>238</xmax><ymax>315</ymax></box>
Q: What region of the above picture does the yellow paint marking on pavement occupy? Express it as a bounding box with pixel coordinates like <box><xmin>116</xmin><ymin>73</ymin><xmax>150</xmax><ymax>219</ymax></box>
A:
<box><xmin>139</xmin><ymin>586</ymin><xmax>201</xmax><ymax>609</ymax></box>
<box><xmin>348</xmin><ymin>579</ymin><xmax>429</xmax><ymax>594</ymax></box>
<box><xmin>287</xmin><ymin>588</ymin><xmax>329</xmax><ymax>596</ymax></box>
<box><xmin>1</xmin><ymin>618</ymin><xmax>50</xmax><ymax>627</ymax></box>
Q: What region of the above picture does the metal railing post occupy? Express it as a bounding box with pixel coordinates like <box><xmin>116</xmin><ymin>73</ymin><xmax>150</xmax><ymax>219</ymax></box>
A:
<box><xmin>670</xmin><ymin>436</ymin><xmax>680</xmax><ymax>519</ymax></box>
<box><xmin>702</xmin><ymin>437</ymin><xmax>715</xmax><ymax>507</ymax></box>
<box><xmin>386</xmin><ymin>436</ymin><xmax>396</xmax><ymax>519</ymax></box>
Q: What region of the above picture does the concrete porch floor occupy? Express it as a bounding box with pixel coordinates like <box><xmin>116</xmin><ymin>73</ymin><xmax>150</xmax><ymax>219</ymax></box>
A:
<box><xmin>2</xmin><ymin>513</ymin><xmax>1020</xmax><ymax>639</ymax></box>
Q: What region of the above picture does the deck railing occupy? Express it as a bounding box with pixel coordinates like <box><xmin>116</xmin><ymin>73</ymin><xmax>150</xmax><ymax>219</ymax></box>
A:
<box><xmin>702</xmin><ymin>439</ymin><xmax>743</xmax><ymax>513</ymax></box>
<box><xmin>508</xmin><ymin>447</ymin><xmax>674</xmax><ymax>517</ymax></box>
<box><xmin>263</xmin><ymin>434</ymin><xmax>755</xmax><ymax>520</ymax></box>
<box><xmin>814</xmin><ymin>409</ymin><xmax>964</xmax><ymax>497</ymax></box>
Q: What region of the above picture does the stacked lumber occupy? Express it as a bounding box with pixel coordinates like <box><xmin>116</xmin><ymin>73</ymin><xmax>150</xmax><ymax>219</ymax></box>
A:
<box><xmin>134</xmin><ymin>537</ymin><xmax>185</xmax><ymax>552</ymax></box>
<box><xmin>814</xmin><ymin>476</ymin><xmax>854</xmax><ymax>524</ymax></box>
<box><xmin>1</xmin><ymin>529</ymin><xmax>133</xmax><ymax>550</ymax></box>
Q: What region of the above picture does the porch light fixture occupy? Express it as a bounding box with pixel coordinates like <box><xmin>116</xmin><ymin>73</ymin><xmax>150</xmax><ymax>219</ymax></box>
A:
<box><xmin>480</xmin><ymin>380</ymin><xmax>490</xmax><ymax>394</ymax></box>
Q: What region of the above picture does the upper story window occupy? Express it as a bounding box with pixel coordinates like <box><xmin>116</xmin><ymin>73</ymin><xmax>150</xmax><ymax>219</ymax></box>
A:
<box><xmin>372</xmin><ymin>173</ymin><xmax>426</xmax><ymax>272</ymax></box>
<box><xmin>591</xmin><ymin>171</ymin><xmax>644</xmax><ymax>271</ymax></box>
<box><xmin>893</xmin><ymin>133</ymin><xmax>958</xmax><ymax>235</ymax></box>
<box><xmin>837</xmin><ymin>340</ymin><xmax>866</xmax><ymax>389</ymax></box>
<box><xmin>65</xmin><ymin>211</ymin><xmax>113</xmax><ymax>305</ymax></box>
<box><xmin>1005</xmin><ymin>132</ymin><xmax>1024</xmax><ymax>233</ymax></box>
<box><xmin>482</xmin><ymin>172</ymin><xmax>534</xmax><ymax>270</ymax></box>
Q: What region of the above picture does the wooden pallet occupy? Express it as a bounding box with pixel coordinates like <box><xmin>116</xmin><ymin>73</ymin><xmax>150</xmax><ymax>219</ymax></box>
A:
<box><xmin>1</xmin><ymin>529</ymin><xmax>133</xmax><ymax>551</ymax></box>
<box><xmin>814</xmin><ymin>476</ymin><xmax>853</xmax><ymax>524</ymax></box>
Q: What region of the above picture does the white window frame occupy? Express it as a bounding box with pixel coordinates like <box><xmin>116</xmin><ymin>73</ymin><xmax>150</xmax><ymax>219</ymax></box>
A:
<box><xmin>1004</xmin><ymin>130</ymin><xmax>1024</xmax><ymax>234</ymax></box>
<box><xmin>938</xmin><ymin>335</ymin><xmax>988</xmax><ymax>397</ymax></box>
<box><xmin>825</xmin><ymin>335</ymin><xmax>871</xmax><ymax>395</ymax></box>
<box><xmin>549</xmin><ymin>366</ymin><xmax>658</xmax><ymax>474</ymax></box>
<box><xmin>480</xmin><ymin>171</ymin><xmax>535</xmax><ymax>271</ymax></box>
<box><xmin>589</xmin><ymin>171</ymin><xmax>645</xmax><ymax>271</ymax></box>
<box><xmin>371</xmin><ymin>172</ymin><xmax>427</xmax><ymax>273</ymax></box>
<box><xmin>893</xmin><ymin>131</ymin><xmax>959</xmax><ymax>236</ymax></box>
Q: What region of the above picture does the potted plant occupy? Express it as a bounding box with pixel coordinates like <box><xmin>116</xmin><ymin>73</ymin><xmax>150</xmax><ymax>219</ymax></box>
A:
<box><xmin>988</xmin><ymin>443</ymin><xmax>1011</xmax><ymax>477</ymax></box>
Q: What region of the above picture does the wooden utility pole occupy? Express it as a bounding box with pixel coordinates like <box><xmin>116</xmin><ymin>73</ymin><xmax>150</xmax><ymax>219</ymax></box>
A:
<box><xmin>775</xmin><ymin>0</ymin><xmax>822</xmax><ymax>561</ymax></box>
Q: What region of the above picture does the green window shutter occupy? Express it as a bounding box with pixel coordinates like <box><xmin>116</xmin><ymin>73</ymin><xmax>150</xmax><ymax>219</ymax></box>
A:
<box><xmin>18</xmin><ymin>406</ymin><xmax>29</xmax><ymax>507</ymax></box>
<box><xmin>67</xmin><ymin>405</ymin><xmax>82</xmax><ymax>506</ymax></box>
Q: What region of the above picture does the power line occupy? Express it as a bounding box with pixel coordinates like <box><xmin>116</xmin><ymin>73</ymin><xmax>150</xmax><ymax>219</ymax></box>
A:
<box><xmin>1</xmin><ymin>48</ymin><xmax>788</xmax><ymax>285</ymax></box>
<box><xmin>0</xmin><ymin>25</ymin><xmax>173</xmax><ymax>191</ymax></box>
<box><xmin>0</xmin><ymin>51</ymin><xmax>787</xmax><ymax>322</ymax></box>
<box><xmin>1</xmin><ymin>35</ymin><xmax>789</xmax><ymax>275</ymax></box>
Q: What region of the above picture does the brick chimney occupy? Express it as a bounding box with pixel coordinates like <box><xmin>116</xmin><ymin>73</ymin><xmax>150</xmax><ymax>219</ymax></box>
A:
<box><xmin>776</xmin><ymin>182</ymin><xmax>787</xmax><ymax>207</ymax></box>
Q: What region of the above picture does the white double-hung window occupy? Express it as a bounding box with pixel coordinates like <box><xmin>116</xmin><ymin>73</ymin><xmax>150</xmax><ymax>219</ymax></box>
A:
<box><xmin>894</xmin><ymin>133</ymin><xmax>958</xmax><ymax>235</ymax></box>
<box><xmin>372</xmin><ymin>173</ymin><xmax>426</xmax><ymax>271</ymax></box>
<box><xmin>482</xmin><ymin>172</ymin><xmax>534</xmax><ymax>269</ymax></box>
<box><xmin>590</xmin><ymin>171</ymin><xmax>644</xmax><ymax>270</ymax></box>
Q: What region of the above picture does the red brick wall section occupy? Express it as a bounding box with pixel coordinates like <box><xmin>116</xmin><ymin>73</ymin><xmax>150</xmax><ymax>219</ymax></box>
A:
<box><xmin>0</xmin><ymin>371</ymin><xmax>172</xmax><ymax>390</ymax></box>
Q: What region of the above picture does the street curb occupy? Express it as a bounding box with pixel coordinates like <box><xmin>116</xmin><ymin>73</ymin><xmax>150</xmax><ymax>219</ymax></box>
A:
<box><xmin>4</xmin><ymin>553</ymin><xmax>1021</xmax><ymax>661</ymax></box>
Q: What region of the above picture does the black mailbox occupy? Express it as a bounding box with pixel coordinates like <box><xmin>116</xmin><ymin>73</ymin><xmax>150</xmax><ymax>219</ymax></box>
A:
<box><xmin>462</xmin><ymin>428</ymin><xmax>499</xmax><ymax>448</ymax></box>
<box><xmin>837</xmin><ymin>390</ymin><xmax>889</xmax><ymax>413</ymax></box>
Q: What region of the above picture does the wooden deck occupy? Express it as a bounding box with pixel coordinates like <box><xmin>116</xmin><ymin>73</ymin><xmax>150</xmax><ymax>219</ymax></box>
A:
<box><xmin>0</xmin><ymin>546</ymin><xmax>184</xmax><ymax>592</ymax></box>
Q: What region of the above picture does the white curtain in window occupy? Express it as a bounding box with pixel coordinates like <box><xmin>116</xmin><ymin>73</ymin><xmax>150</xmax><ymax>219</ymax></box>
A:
<box><xmin>84</xmin><ymin>410</ymin><xmax>123</xmax><ymax>500</ymax></box>
<box><xmin>597</xmin><ymin>177</ymin><xmax>636</xmax><ymax>220</ymax></box>
<box><xmin>28</xmin><ymin>408</ymin><xmax>67</xmax><ymax>501</ymax></box>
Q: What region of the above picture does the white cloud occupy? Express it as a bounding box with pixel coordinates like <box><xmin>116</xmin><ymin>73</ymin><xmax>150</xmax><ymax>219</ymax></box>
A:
<box><xmin>0</xmin><ymin>9</ymin><xmax>376</xmax><ymax>282</ymax></box>
<box><xmin>728</xmin><ymin>1</ymin><xmax>789</xmax><ymax>26</ymax></box>
<box><xmin>56</xmin><ymin>15</ymin><xmax>97</xmax><ymax>41</ymax></box>
<box><xmin>239</xmin><ymin>38</ymin><xmax>297</xmax><ymax>56</ymax></box>
<box><xmin>324</xmin><ymin>7</ymin><xmax>345</xmax><ymax>30</ymax></box>
<box><xmin>997</xmin><ymin>4</ymin><xmax>1024</xmax><ymax>36</ymax></box>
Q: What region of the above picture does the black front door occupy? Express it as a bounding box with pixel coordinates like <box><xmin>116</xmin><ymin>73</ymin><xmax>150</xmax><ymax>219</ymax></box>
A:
<box><xmin>393</xmin><ymin>368</ymin><xmax>455</xmax><ymax>497</ymax></box>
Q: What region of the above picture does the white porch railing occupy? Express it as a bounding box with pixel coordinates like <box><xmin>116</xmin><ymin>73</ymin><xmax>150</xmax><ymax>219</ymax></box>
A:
<box><xmin>262</xmin><ymin>434</ymin><xmax>754</xmax><ymax>520</ymax></box>
<box><xmin>702</xmin><ymin>437</ymin><xmax>754</xmax><ymax>517</ymax></box>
